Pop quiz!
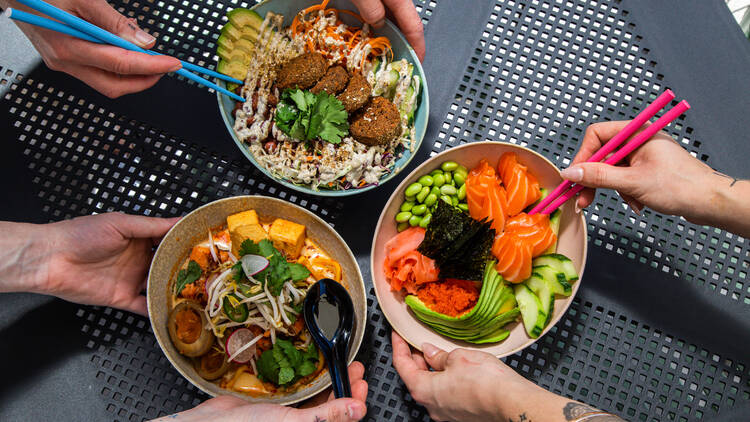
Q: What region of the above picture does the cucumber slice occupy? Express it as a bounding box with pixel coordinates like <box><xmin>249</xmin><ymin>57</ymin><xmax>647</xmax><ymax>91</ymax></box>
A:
<box><xmin>525</xmin><ymin>273</ymin><xmax>554</xmax><ymax>325</ymax></box>
<box><xmin>533</xmin><ymin>265</ymin><xmax>572</xmax><ymax>296</ymax></box>
<box><xmin>543</xmin><ymin>209</ymin><xmax>562</xmax><ymax>254</ymax></box>
<box><xmin>221</xmin><ymin>23</ymin><xmax>243</xmax><ymax>42</ymax></box>
<box><xmin>514</xmin><ymin>284</ymin><xmax>546</xmax><ymax>338</ymax></box>
<box><xmin>217</xmin><ymin>59</ymin><xmax>247</xmax><ymax>81</ymax></box>
<box><xmin>533</xmin><ymin>253</ymin><xmax>578</xmax><ymax>282</ymax></box>
<box><xmin>228</xmin><ymin>9</ymin><xmax>264</xmax><ymax>31</ymax></box>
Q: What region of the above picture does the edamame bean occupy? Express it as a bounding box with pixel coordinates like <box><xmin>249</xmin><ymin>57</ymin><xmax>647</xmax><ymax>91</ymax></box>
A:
<box><xmin>405</xmin><ymin>182</ymin><xmax>423</xmax><ymax>197</ymax></box>
<box><xmin>440</xmin><ymin>195</ymin><xmax>452</xmax><ymax>204</ymax></box>
<box><xmin>444</xmin><ymin>171</ymin><xmax>452</xmax><ymax>184</ymax></box>
<box><xmin>456</xmin><ymin>165</ymin><xmax>469</xmax><ymax>176</ymax></box>
<box><xmin>409</xmin><ymin>215</ymin><xmax>422</xmax><ymax>227</ymax></box>
<box><xmin>440</xmin><ymin>185</ymin><xmax>457</xmax><ymax>196</ymax></box>
<box><xmin>453</xmin><ymin>172</ymin><xmax>466</xmax><ymax>186</ymax></box>
<box><xmin>405</xmin><ymin>195</ymin><xmax>416</xmax><ymax>202</ymax></box>
<box><xmin>433</xmin><ymin>174</ymin><xmax>446</xmax><ymax>187</ymax></box>
<box><xmin>412</xmin><ymin>204</ymin><xmax>427</xmax><ymax>215</ymax></box>
<box><xmin>416</xmin><ymin>186</ymin><xmax>430</xmax><ymax>203</ymax></box>
<box><xmin>458</xmin><ymin>203</ymin><xmax>469</xmax><ymax>211</ymax></box>
<box><xmin>451</xmin><ymin>196</ymin><xmax>459</xmax><ymax>206</ymax></box>
<box><xmin>417</xmin><ymin>175</ymin><xmax>434</xmax><ymax>187</ymax></box>
<box><xmin>419</xmin><ymin>213</ymin><xmax>432</xmax><ymax>228</ymax></box>
<box><xmin>397</xmin><ymin>222</ymin><xmax>409</xmax><ymax>232</ymax></box>
<box><xmin>430</xmin><ymin>169</ymin><xmax>443</xmax><ymax>176</ymax></box>
<box><xmin>430</xmin><ymin>186</ymin><xmax>441</xmax><ymax>196</ymax></box>
<box><xmin>396</xmin><ymin>211</ymin><xmax>412</xmax><ymax>223</ymax></box>
<box><xmin>457</xmin><ymin>183</ymin><xmax>467</xmax><ymax>200</ymax></box>
<box><xmin>441</xmin><ymin>161</ymin><xmax>459</xmax><ymax>172</ymax></box>
<box><xmin>424</xmin><ymin>193</ymin><xmax>438</xmax><ymax>206</ymax></box>
<box><xmin>400</xmin><ymin>201</ymin><xmax>415</xmax><ymax>212</ymax></box>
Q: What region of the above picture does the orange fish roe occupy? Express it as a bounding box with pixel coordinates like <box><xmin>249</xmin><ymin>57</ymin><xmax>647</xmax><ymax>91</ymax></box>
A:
<box><xmin>416</xmin><ymin>279</ymin><xmax>480</xmax><ymax>317</ymax></box>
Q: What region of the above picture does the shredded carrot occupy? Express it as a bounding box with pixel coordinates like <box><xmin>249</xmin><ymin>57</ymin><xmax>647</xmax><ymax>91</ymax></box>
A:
<box><xmin>416</xmin><ymin>279</ymin><xmax>479</xmax><ymax>317</ymax></box>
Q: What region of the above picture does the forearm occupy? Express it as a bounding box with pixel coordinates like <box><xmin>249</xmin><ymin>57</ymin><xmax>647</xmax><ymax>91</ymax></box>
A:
<box><xmin>492</xmin><ymin>381</ymin><xmax>624</xmax><ymax>422</ymax></box>
<box><xmin>0</xmin><ymin>222</ymin><xmax>52</xmax><ymax>294</ymax></box>
<box><xmin>689</xmin><ymin>171</ymin><xmax>750</xmax><ymax>238</ymax></box>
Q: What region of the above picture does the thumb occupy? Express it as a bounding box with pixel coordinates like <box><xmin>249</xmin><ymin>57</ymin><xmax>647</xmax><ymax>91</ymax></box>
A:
<box><xmin>560</xmin><ymin>162</ymin><xmax>637</xmax><ymax>193</ymax></box>
<box><xmin>108</xmin><ymin>213</ymin><xmax>180</xmax><ymax>240</ymax></box>
<box><xmin>290</xmin><ymin>398</ymin><xmax>367</xmax><ymax>422</ymax></box>
<box><xmin>421</xmin><ymin>343</ymin><xmax>449</xmax><ymax>371</ymax></box>
<box><xmin>74</xmin><ymin>0</ymin><xmax>157</xmax><ymax>48</ymax></box>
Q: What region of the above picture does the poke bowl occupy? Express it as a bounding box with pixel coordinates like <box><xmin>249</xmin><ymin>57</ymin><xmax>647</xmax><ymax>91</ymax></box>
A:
<box><xmin>147</xmin><ymin>196</ymin><xmax>367</xmax><ymax>405</ymax></box>
<box><xmin>371</xmin><ymin>142</ymin><xmax>588</xmax><ymax>357</ymax></box>
<box><xmin>215</xmin><ymin>0</ymin><xmax>429</xmax><ymax>196</ymax></box>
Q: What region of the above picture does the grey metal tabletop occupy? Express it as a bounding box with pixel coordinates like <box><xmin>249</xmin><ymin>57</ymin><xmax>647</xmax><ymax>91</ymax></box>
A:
<box><xmin>1</xmin><ymin>0</ymin><xmax>750</xmax><ymax>421</ymax></box>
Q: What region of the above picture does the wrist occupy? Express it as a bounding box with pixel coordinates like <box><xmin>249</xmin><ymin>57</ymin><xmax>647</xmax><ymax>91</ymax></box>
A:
<box><xmin>0</xmin><ymin>222</ymin><xmax>55</xmax><ymax>294</ymax></box>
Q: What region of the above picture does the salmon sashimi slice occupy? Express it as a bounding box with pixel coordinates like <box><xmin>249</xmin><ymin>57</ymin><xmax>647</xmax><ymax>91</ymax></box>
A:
<box><xmin>497</xmin><ymin>152</ymin><xmax>541</xmax><ymax>215</ymax></box>
<box><xmin>383</xmin><ymin>227</ymin><xmax>439</xmax><ymax>294</ymax></box>
<box><xmin>504</xmin><ymin>213</ymin><xmax>557</xmax><ymax>257</ymax></box>
<box><xmin>492</xmin><ymin>231</ymin><xmax>532</xmax><ymax>283</ymax></box>
<box><xmin>466</xmin><ymin>159</ymin><xmax>508</xmax><ymax>230</ymax></box>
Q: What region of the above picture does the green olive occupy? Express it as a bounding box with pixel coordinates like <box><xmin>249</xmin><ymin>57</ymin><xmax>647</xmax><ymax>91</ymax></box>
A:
<box><xmin>396</xmin><ymin>211</ymin><xmax>412</xmax><ymax>223</ymax></box>
<box><xmin>424</xmin><ymin>193</ymin><xmax>438</xmax><ymax>206</ymax></box>
<box><xmin>419</xmin><ymin>213</ymin><xmax>432</xmax><ymax>228</ymax></box>
<box><xmin>457</xmin><ymin>183</ymin><xmax>467</xmax><ymax>200</ymax></box>
<box><xmin>441</xmin><ymin>161</ymin><xmax>459</xmax><ymax>172</ymax></box>
<box><xmin>440</xmin><ymin>185</ymin><xmax>457</xmax><ymax>196</ymax></box>
<box><xmin>417</xmin><ymin>175</ymin><xmax>434</xmax><ymax>187</ymax></box>
<box><xmin>397</xmin><ymin>222</ymin><xmax>409</xmax><ymax>232</ymax></box>
<box><xmin>405</xmin><ymin>182</ymin><xmax>423</xmax><ymax>197</ymax></box>
<box><xmin>412</xmin><ymin>204</ymin><xmax>427</xmax><ymax>215</ymax></box>
<box><xmin>433</xmin><ymin>174</ymin><xmax>446</xmax><ymax>187</ymax></box>
<box><xmin>416</xmin><ymin>186</ymin><xmax>430</xmax><ymax>203</ymax></box>
<box><xmin>408</xmin><ymin>215</ymin><xmax>422</xmax><ymax>227</ymax></box>
<box><xmin>400</xmin><ymin>201</ymin><xmax>415</xmax><ymax>212</ymax></box>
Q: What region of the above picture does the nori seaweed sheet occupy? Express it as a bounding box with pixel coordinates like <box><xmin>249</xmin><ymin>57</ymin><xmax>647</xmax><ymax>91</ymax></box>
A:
<box><xmin>417</xmin><ymin>201</ymin><xmax>495</xmax><ymax>281</ymax></box>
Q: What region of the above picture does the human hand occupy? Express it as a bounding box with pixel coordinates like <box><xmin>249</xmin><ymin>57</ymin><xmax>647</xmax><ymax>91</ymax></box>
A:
<box><xmin>152</xmin><ymin>362</ymin><xmax>369</xmax><ymax>422</ymax></box>
<box><xmin>391</xmin><ymin>332</ymin><xmax>533</xmax><ymax>421</ymax></box>
<box><xmin>350</xmin><ymin>0</ymin><xmax>425</xmax><ymax>61</ymax></box>
<box><xmin>562</xmin><ymin>120</ymin><xmax>714</xmax><ymax>221</ymax></box>
<box><xmin>5</xmin><ymin>0</ymin><xmax>181</xmax><ymax>97</ymax></box>
<box><xmin>37</xmin><ymin>212</ymin><xmax>179</xmax><ymax>315</ymax></box>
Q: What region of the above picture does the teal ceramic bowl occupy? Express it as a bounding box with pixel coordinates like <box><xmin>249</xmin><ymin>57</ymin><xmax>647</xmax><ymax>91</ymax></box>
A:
<box><xmin>216</xmin><ymin>0</ymin><xmax>429</xmax><ymax>197</ymax></box>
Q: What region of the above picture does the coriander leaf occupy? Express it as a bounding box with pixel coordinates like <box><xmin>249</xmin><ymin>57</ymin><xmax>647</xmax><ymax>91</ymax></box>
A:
<box><xmin>278</xmin><ymin>367</ymin><xmax>296</xmax><ymax>385</ymax></box>
<box><xmin>288</xmin><ymin>263</ymin><xmax>311</xmax><ymax>281</ymax></box>
<box><xmin>288</xmin><ymin>89</ymin><xmax>311</xmax><ymax>112</ymax></box>
<box><xmin>277</xmin><ymin>339</ymin><xmax>302</xmax><ymax>368</ymax></box>
<box><xmin>304</xmin><ymin>343</ymin><xmax>320</xmax><ymax>361</ymax></box>
<box><xmin>232</xmin><ymin>262</ymin><xmax>245</xmax><ymax>283</ymax></box>
<box><xmin>313</xmin><ymin>93</ymin><xmax>349</xmax><ymax>144</ymax></box>
<box><xmin>257</xmin><ymin>239</ymin><xmax>277</xmax><ymax>257</ymax></box>
<box><xmin>175</xmin><ymin>260</ymin><xmax>202</xmax><ymax>294</ymax></box>
<box><xmin>292</xmin><ymin>302</ymin><xmax>304</xmax><ymax>315</ymax></box>
<box><xmin>297</xmin><ymin>360</ymin><xmax>317</xmax><ymax>377</ymax></box>
<box><xmin>257</xmin><ymin>349</ymin><xmax>281</xmax><ymax>384</ymax></box>
<box><xmin>238</xmin><ymin>239</ymin><xmax>259</xmax><ymax>257</ymax></box>
<box><xmin>274</xmin><ymin>102</ymin><xmax>298</xmax><ymax>133</ymax></box>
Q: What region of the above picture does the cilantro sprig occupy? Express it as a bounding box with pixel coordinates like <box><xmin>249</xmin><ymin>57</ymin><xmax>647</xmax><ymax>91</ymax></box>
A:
<box><xmin>175</xmin><ymin>260</ymin><xmax>202</xmax><ymax>294</ymax></box>
<box><xmin>274</xmin><ymin>89</ymin><xmax>349</xmax><ymax>144</ymax></box>
<box><xmin>238</xmin><ymin>239</ymin><xmax>311</xmax><ymax>296</ymax></box>
<box><xmin>257</xmin><ymin>339</ymin><xmax>320</xmax><ymax>386</ymax></box>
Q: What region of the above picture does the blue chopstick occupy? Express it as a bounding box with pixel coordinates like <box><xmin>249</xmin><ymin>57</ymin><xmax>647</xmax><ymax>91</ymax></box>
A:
<box><xmin>10</xmin><ymin>0</ymin><xmax>245</xmax><ymax>102</ymax></box>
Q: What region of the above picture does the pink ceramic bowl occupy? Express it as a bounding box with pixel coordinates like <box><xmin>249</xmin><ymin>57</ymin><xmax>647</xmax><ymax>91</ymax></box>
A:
<box><xmin>370</xmin><ymin>142</ymin><xmax>588</xmax><ymax>357</ymax></box>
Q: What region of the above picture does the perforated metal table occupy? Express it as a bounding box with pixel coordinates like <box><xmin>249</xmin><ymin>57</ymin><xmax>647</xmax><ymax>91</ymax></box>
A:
<box><xmin>2</xmin><ymin>0</ymin><xmax>750</xmax><ymax>421</ymax></box>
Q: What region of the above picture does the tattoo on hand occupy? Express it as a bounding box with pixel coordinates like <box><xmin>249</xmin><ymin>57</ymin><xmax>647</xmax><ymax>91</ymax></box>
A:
<box><xmin>314</xmin><ymin>418</ymin><xmax>327</xmax><ymax>422</ymax></box>
<box><xmin>713</xmin><ymin>171</ymin><xmax>744</xmax><ymax>187</ymax></box>
<box><xmin>563</xmin><ymin>402</ymin><xmax>625</xmax><ymax>421</ymax></box>
<box><xmin>508</xmin><ymin>413</ymin><xmax>530</xmax><ymax>422</ymax></box>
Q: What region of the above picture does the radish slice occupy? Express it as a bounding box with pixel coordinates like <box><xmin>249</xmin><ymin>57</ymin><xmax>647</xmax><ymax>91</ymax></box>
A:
<box><xmin>241</xmin><ymin>254</ymin><xmax>269</xmax><ymax>277</ymax></box>
<box><xmin>225</xmin><ymin>328</ymin><xmax>261</xmax><ymax>363</ymax></box>
<box><xmin>208</xmin><ymin>230</ymin><xmax>219</xmax><ymax>263</ymax></box>
<box><xmin>203</xmin><ymin>273</ymin><xmax>219</xmax><ymax>297</ymax></box>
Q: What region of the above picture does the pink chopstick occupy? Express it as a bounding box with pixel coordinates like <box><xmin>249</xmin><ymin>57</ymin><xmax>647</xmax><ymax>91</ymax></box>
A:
<box><xmin>529</xmin><ymin>90</ymin><xmax>676</xmax><ymax>215</ymax></box>
<box><xmin>539</xmin><ymin>100</ymin><xmax>691</xmax><ymax>215</ymax></box>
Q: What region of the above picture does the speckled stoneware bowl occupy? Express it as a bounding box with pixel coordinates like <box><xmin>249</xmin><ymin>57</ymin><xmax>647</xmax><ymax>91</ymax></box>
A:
<box><xmin>217</xmin><ymin>0</ymin><xmax>429</xmax><ymax>197</ymax></box>
<box><xmin>371</xmin><ymin>142</ymin><xmax>588</xmax><ymax>357</ymax></box>
<box><xmin>147</xmin><ymin>195</ymin><xmax>366</xmax><ymax>405</ymax></box>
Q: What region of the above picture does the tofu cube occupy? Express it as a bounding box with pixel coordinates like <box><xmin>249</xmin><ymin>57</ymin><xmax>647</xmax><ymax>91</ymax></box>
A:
<box><xmin>230</xmin><ymin>223</ymin><xmax>268</xmax><ymax>257</ymax></box>
<box><xmin>227</xmin><ymin>210</ymin><xmax>260</xmax><ymax>233</ymax></box>
<box><xmin>268</xmin><ymin>218</ymin><xmax>306</xmax><ymax>258</ymax></box>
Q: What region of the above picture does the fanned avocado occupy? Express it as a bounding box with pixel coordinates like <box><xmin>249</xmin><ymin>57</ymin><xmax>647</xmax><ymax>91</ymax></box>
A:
<box><xmin>404</xmin><ymin>262</ymin><xmax>521</xmax><ymax>344</ymax></box>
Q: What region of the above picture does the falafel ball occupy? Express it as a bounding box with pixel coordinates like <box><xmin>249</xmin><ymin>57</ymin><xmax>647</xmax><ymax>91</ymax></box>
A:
<box><xmin>276</xmin><ymin>52</ymin><xmax>327</xmax><ymax>90</ymax></box>
<box><xmin>350</xmin><ymin>97</ymin><xmax>401</xmax><ymax>146</ymax></box>
<box><xmin>337</xmin><ymin>72</ymin><xmax>371</xmax><ymax>113</ymax></box>
<box><xmin>310</xmin><ymin>65</ymin><xmax>349</xmax><ymax>95</ymax></box>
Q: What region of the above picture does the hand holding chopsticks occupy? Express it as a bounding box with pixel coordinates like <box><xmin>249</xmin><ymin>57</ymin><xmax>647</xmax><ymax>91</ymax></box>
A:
<box><xmin>4</xmin><ymin>0</ymin><xmax>244</xmax><ymax>101</ymax></box>
<box><xmin>529</xmin><ymin>91</ymin><xmax>690</xmax><ymax>216</ymax></box>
